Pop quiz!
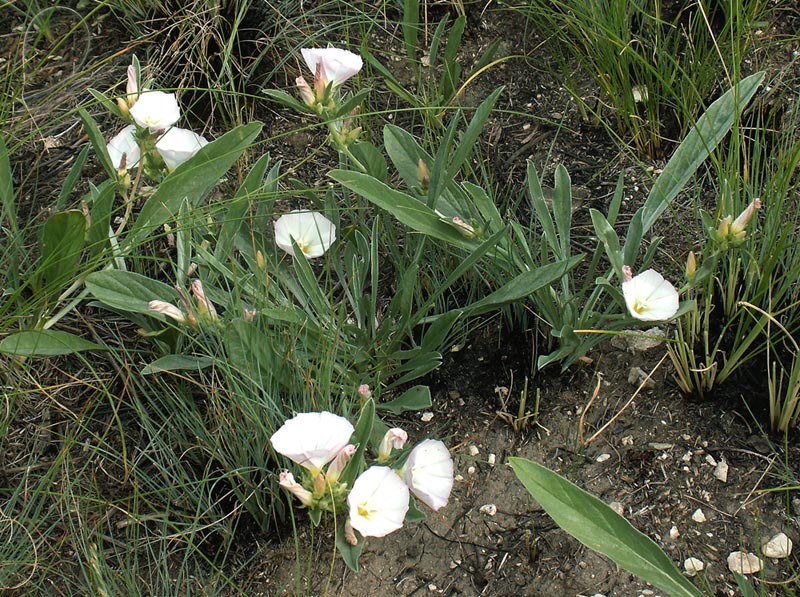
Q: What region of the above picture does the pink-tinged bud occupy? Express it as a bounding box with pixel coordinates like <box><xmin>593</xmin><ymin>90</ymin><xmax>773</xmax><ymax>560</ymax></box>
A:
<box><xmin>148</xmin><ymin>300</ymin><xmax>187</xmax><ymax>324</ymax></box>
<box><xmin>686</xmin><ymin>251</ymin><xmax>696</xmax><ymax>281</ymax></box>
<box><xmin>377</xmin><ymin>428</ymin><xmax>408</xmax><ymax>462</ymax></box>
<box><xmin>126</xmin><ymin>64</ymin><xmax>138</xmax><ymax>105</ymax></box>
<box><xmin>342</xmin><ymin>105</ymin><xmax>361</xmax><ymax>131</ymax></box>
<box><xmin>344</xmin><ymin>518</ymin><xmax>359</xmax><ymax>546</ymax></box>
<box><xmin>313</xmin><ymin>472</ymin><xmax>326</xmax><ymax>496</ymax></box>
<box><xmin>730</xmin><ymin>198</ymin><xmax>761</xmax><ymax>242</ymax></box>
<box><xmin>279</xmin><ymin>471</ymin><xmax>314</xmax><ymax>507</ymax></box>
<box><xmin>190</xmin><ymin>280</ymin><xmax>218</xmax><ymax>321</ymax></box>
<box><xmin>243</xmin><ymin>308</ymin><xmax>256</xmax><ymax>323</ymax></box>
<box><xmin>418</xmin><ymin>159</ymin><xmax>430</xmax><ymax>193</ymax></box>
<box><xmin>326</xmin><ymin>444</ymin><xmax>355</xmax><ymax>483</ymax></box>
<box><xmin>717</xmin><ymin>214</ymin><xmax>732</xmax><ymax>239</ymax></box>
<box><xmin>622</xmin><ymin>265</ymin><xmax>633</xmax><ymax>283</ymax></box>
<box><xmin>296</xmin><ymin>76</ymin><xmax>315</xmax><ymax>106</ymax></box>
<box><xmin>358</xmin><ymin>384</ymin><xmax>372</xmax><ymax>400</ymax></box>
<box><xmin>451</xmin><ymin>217</ymin><xmax>476</xmax><ymax>238</ymax></box>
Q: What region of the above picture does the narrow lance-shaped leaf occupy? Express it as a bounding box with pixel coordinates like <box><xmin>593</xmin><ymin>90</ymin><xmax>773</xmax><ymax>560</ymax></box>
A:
<box><xmin>509</xmin><ymin>458</ymin><xmax>702</xmax><ymax>597</ymax></box>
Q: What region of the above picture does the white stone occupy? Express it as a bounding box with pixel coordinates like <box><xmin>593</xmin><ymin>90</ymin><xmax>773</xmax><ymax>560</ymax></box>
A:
<box><xmin>421</xmin><ymin>411</ymin><xmax>434</xmax><ymax>422</ymax></box>
<box><xmin>669</xmin><ymin>525</ymin><xmax>680</xmax><ymax>540</ymax></box>
<box><xmin>596</xmin><ymin>453</ymin><xmax>611</xmax><ymax>463</ymax></box>
<box><xmin>487</xmin><ymin>453</ymin><xmax>496</xmax><ymax>466</ymax></box>
<box><xmin>609</xmin><ymin>501</ymin><xmax>624</xmax><ymax>516</ymax></box>
<box><xmin>467</xmin><ymin>466</ymin><xmax>476</xmax><ymax>476</ymax></box>
<box><xmin>705</xmin><ymin>454</ymin><xmax>717</xmax><ymax>466</ymax></box>
<box><xmin>714</xmin><ymin>459</ymin><xmax>729</xmax><ymax>482</ymax></box>
<box><xmin>762</xmin><ymin>532</ymin><xmax>792</xmax><ymax>559</ymax></box>
<box><xmin>691</xmin><ymin>508</ymin><xmax>707</xmax><ymax>523</ymax></box>
<box><xmin>684</xmin><ymin>557</ymin><xmax>704</xmax><ymax>576</ymax></box>
<box><xmin>479</xmin><ymin>504</ymin><xmax>497</xmax><ymax>516</ymax></box>
<box><xmin>468</xmin><ymin>445</ymin><xmax>480</xmax><ymax>456</ymax></box>
<box><xmin>727</xmin><ymin>551</ymin><xmax>763</xmax><ymax>575</ymax></box>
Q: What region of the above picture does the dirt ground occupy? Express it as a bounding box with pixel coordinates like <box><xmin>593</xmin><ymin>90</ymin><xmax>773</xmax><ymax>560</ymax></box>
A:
<box><xmin>4</xmin><ymin>1</ymin><xmax>800</xmax><ymax>596</ymax></box>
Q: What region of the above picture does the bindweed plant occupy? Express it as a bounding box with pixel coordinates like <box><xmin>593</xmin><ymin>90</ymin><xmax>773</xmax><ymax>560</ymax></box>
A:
<box><xmin>269</xmin><ymin>403</ymin><xmax>454</xmax><ymax>571</ymax></box>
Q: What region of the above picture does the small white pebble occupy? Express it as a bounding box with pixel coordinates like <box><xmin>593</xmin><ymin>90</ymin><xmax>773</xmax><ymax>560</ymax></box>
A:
<box><xmin>428</xmin><ymin>583</ymin><xmax>438</xmax><ymax>592</ymax></box>
<box><xmin>487</xmin><ymin>453</ymin><xmax>496</xmax><ymax>466</ymax></box>
<box><xmin>421</xmin><ymin>411</ymin><xmax>434</xmax><ymax>422</ymax></box>
<box><xmin>449</xmin><ymin>559</ymin><xmax>461</xmax><ymax>569</ymax></box>
<box><xmin>691</xmin><ymin>508</ymin><xmax>707</xmax><ymax>523</ymax></box>
<box><xmin>468</xmin><ymin>445</ymin><xmax>480</xmax><ymax>456</ymax></box>
<box><xmin>669</xmin><ymin>525</ymin><xmax>680</xmax><ymax>540</ymax></box>
<box><xmin>705</xmin><ymin>454</ymin><xmax>717</xmax><ymax>466</ymax></box>
<box><xmin>454</xmin><ymin>474</ymin><xmax>464</xmax><ymax>482</ymax></box>
<box><xmin>714</xmin><ymin>459</ymin><xmax>729</xmax><ymax>482</ymax></box>
<box><xmin>763</xmin><ymin>532</ymin><xmax>792</xmax><ymax>559</ymax></box>
<box><xmin>479</xmin><ymin>504</ymin><xmax>497</xmax><ymax>516</ymax></box>
<box><xmin>609</xmin><ymin>501</ymin><xmax>624</xmax><ymax>516</ymax></box>
<box><xmin>727</xmin><ymin>551</ymin><xmax>763</xmax><ymax>575</ymax></box>
<box><xmin>596</xmin><ymin>453</ymin><xmax>611</xmax><ymax>463</ymax></box>
<box><xmin>467</xmin><ymin>466</ymin><xmax>476</xmax><ymax>476</ymax></box>
<box><xmin>684</xmin><ymin>557</ymin><xmax>704</xmax><ymax>576</ymax></box>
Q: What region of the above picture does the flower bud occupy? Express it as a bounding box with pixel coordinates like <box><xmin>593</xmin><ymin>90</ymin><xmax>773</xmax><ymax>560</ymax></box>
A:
<box><xmin>418</xmin><ymin>159</ymin><xmax>430</xmax><ymax>193</ymax></box>
<box><xmin>325</xmin><ymin>444</ymin><xmax>355</xmax><ymax>483</ymax></box>
<box><xmin>191</xmin><ymin>280</ymin><xmax>218</xmax><ymax>322</ymax></box>
<box><xmin>126</xmin><ymin>64</ymin><xmax>138</xmax><ymax>106</ymax></box>
<box><xmin>358</xmin><ymin>384</ymin><xmax>372</xmax><ymax>400</ymax></box>
<box><xmin>377</xmin><ymin>428</ymin><xmax>407</xmax><ymax>462</ymax></box>
<box><xmin>451</xmin><ymin>217</ymin><xmax>476</xmax><ymax>238</ymax></box>
<box><xmin>730</xmin><ymin>198</ymin><xmax>761</xmax><ymax>244</ymax></box>
<box><xmin>148</xmin><ymin>300</ymin><xmax>187</xmax><ymax>324</ymax></box>
<box><xmin>686</xmin><ymin>251</ymin><xmax>696</xmax><ymax>282</ymax></box>
<box><xmin>344</xmin><ymin>518</ymin><xmax>359</xmax><ymax>546</ymax></box>
<box><xmin>279</xmin><ymin>471</ymin><xmax>314</xmax><ymax>507</ymax></box>
<box><xmin>296</xmin><ymin>76</ymin><xmax>315</xmax><ymax>106</ymax></box>
<box><xmin>116</xmin><ymin>97</ymin><xmax>130</xmax><ymax>118</ymax></box>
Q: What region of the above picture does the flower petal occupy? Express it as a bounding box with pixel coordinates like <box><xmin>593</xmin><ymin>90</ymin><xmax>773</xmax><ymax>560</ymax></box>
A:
<box><xmin>622</xmin><ymin>269</ymin><xmax>679</xmax><ymax>321</ymax></box>
<box><xmin>155</xmin><ymin>127</ymin><xmax>208</xmax><ymax>170</ymax></box>
<box><xmin>270</xmin><ymin>411</ymin><xmax>354</xmax><ymax>473</ymax></box>
<box><xmin>348</xmin><ymin>466</ymin><xmax>409</xmax><ymax>538</ymax></box>
<box><xmin>129</xmin><ymin>91</ymin><xmax>181</xmax><ymax>131</ymax></box>
<box><xmin>301</xmin><ymin>48</ymin><xmax>363</xmax><ymax>87</ymax></box>
<box><xmin>273</xmin><ymin>211</ymin><xmax>336</xmax><ymax>258</ymax></box>
<box><xmin>402</xmin><ymin>439</ymin><xmax>454</xmax><ymax>511</ymax></box>
<box><xmin>106</xmin><ymin>125</ymin><xmax>140</xmax><ymax>170</ymax></box>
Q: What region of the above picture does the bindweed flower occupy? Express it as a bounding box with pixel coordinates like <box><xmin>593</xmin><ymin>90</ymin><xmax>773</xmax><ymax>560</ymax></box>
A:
<box><xmin>377</xmin><ymin>428</ymin><xmax>408</xmax><ymax>463</ymax></box>
<box><xmin>401</xmin><ymin>439</ymin><xmax>454</xmax><ymax>511</ymax></box>
<box><xmin>279</xmin><ymin>470</ymin><xmax>314</xmax><ymax>507</ymax></box>
<box><xmin>129</xmin><ymin>91</ymin><xmax>181</xmax><ymax>132</ymax></box>
<box><xmin>148</xmin><ymin>300</ymin><xmax>188</xmax><ymax>324</ymax></box>
<box><xmin>622</xmin><ymin>266</ymin><xmax>679</xmax><ymax>321</ymax></box>
<box><xmin>270</xmin><ymin>411</ymin><xmax>354</xmax><ymax>475</ymax></box>
<box><xmin>274</xmin><ymin>210</ymin><xmax>336</xmax><ymax>259</ymax></box>
<box><xmin>107</xmin><ymin>125</ymin><xmax>141</xmax><ymax>170</ymax></box>
<box><xmin>347</xmin><ymin>466</ymin><xmax>409</xmax><ymax>538</ymax></box>
<box><xmin>301</xmin><ymin>48</ymin><xmax>362</xmax><ymax>89</ymax></box>
<box><xmin>155</xmin><ymin>127</ymin><xmax>208</xmax><ymax>171</ymax></box>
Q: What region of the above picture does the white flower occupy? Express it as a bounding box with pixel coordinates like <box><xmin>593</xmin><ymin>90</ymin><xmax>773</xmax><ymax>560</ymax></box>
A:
<box><xmin>129</xmin><ymin>91</ymin><xmax>181</xmax><ymax>132</ymax></box>
<box><xmin>622</xmin><ymin>266</ymin><xmax>679</xmax><ymax>321</ymax></box>
<box><xmin>270</xmin><ymin>411</ymin><xmax>354</xmax><ymax>475</ymax></box>
<box><xmin>156</xmin><ymin>127</ymin><xmax>208</xmax><ymax>171</ymax></box>
<box><xmin>347</xmin><ymin>466</ymin><xmax>409</xmax><ymax>538</ymax></box>
<box><xmin>401</xmin><ymin>439</ymin><xmax>454</xmax><ymax>511</ymax></box>
<box><xmin>274</xmin><ymin>211</ymin><xmax>336</xmax><ymax>259</ymax></box>
<box><xmin>301</xmin><ymin>48</ymin><xmax>363</xmax><ymax>88</ymax></box>
<box><xmin>107</xmin><ymin>125</ymin><xmax>140</xmax><ymax>170</ymax></box>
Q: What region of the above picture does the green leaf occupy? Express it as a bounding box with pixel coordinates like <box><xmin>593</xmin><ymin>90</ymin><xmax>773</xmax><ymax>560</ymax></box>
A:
<box><xmin>39</xmin><ymin>210</ymin><xmax>87</xmax><ymax>291</ymax></box>
<box><xmin>85</xmin><ymin>270</ymin><xmax>179</xmax><ymax>316</ymax></box>
<box><xmin>590</xmin><ymin>208</ymin><xmax>623</xmax><ymax>278</ymax></box>
<box><xmin>732</xmin><ymin>572</ymin><xmax>758</xmax><ymax>597</ymax></box>
<box><xmin>85</xmin><ymin>181</ymin><xmax>116</xmax><ymax>257</ymax></box>
<box><xmin>509</xmin><ymin>458</ymin><xmax>702</xmax><ymax>597</ymax></box>
<box><xmin>141</xmin><ymin>354</ymin><xmax>214</xmax><ymax>375</ymax></box>
<box><xmin>465</xmin><ymin>256</ymin><xmax>583</xmax><ymax>316</ymax></box>
<box><xmin>377</xmin><ymin>385</ymin><xmax>432</xmax><ymax>414</ymax></box>
<box><xmin>261</xmin><ymin>89</ymin><xmax>311</xmax><ymax>114</ymax></box>
<box><xmin>336</xmin><ymin>521</ymin><xmax>364</xmax><ymax>572</ymax></box>
<box><xmin>623</xmin><ymin>72</ymin><xmax>764</xmax><ymax>258</ymax></box>
<box><xmin>79</xmin><ymin>108</ymin><xmax>117</xmax><ymax>180</ymax></box>
<box><xmin>329</xmin><ymin>169</ymin><xmax>478</xmax><ymax>251</ymax></box>
<box><xmin>0</xmin><ymin>330</ymin><xmax>104</xmax><ymax>357</ymax></box>
<box><xmin>384</xmin><ymin>124</ymin><xmax>430</xmax><ymax>190</ymax></box>
<box><xmin>126</xmin><ymin>121</ymin><xmax>262</xmax><ymax>249</ymax></box>
<box><xmin>349</xmin><ymin>141</ymin><xmax>387</xmax><ymax>182</ymax></box>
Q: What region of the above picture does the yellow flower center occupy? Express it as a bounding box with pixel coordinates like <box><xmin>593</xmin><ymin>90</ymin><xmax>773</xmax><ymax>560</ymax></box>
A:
<box><xmin>357</xmin><ymin>502</ymin><xmax>371</xmax><ymax>519</ymax></box>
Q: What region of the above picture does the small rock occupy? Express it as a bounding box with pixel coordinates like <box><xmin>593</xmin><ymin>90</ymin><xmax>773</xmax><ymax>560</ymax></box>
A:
<box><xmin>596</xmin><ymin>453</ymin><xmax>611</xmax><ymax>463</ymax></box>
<box><xmin>479</xmin><ymin>504</ymin><xmax>497</xmax><ymax>516</ymax></box>
<box><xmin>428</xmin><ymin>583</ymin><xmax>438</xmax><ymax>591</ymax></box>
<box><xmin>628</xmin><ymin>366</ymin><xmax>655</xmax><ymax>388</ymax></box>
<box><xmin>762</xmin><ymin>532</ymin><xmax>792</xmax><ymax>559</ymax></box>
<box><xmin>705</xmin><ymin>454</ymin><xmax>717</xmax><ymax>466</ymax></box>
<box><xmin>468</xmin><ymin>445</ymin><xmax>480</xmax><ymax>456</ymax></box>
<box><xmin>684</xmin><ymin>557</ymin><xmax>704</xmax><ymax>576</ymax></box>
<box><xmin>454</xmin><ymin>474</ymin><xmax>464</xmax><ymax>482</ymax></box>
<box><xmin>669</xmin><ymin>525</ymin><xmax>680</xmax><ymax>540</ymax></box>
<box><xmin>450</xmin><ymin>559</ymin><xmax>460</xmax><ymax>569</ymax></box>
<box><xmin>467</xmin><ymin>466</ymin><xmax>476</xmax><ymax>476</ymax></box>
<box><xmin>609</xmin><ymin>501</ymin><xmax>624</xmax><ymax>516</ymax></box>
<box><xmin>714</xmin><ymin>459</ymin><xmax>729</xmax><ymax>482</ymax></box>
<box><xmin>649</xmin><ymin>442</ymin><xmax>674</xmax><ymax>450</ymax></box>
<box><xmin>727</xmin><ymin>551</ymin><xmax>763</xmax><ymax>575</ymax></box>
<box><xmin>487</xmin><ymin>453</ymin><xmax>496</xmax><ymax>466</ymax></box>
<box><xmin>622</xmin><ymin>435</ymin><xmax>634</xmax><ymax>446</ymax></box>
<box><xmin>691</xmin><ymin>508</ymin><xmax>707</xmax><ymax>523</ymax></box>
<box><xmin>421</xmin><ymin>411</ymin><xmax>434</xmax><ymax>422</ymax></box>
<box><xmin>793</xmin><ymin>497</ymin><xmax>800</xmax><ymax>516</ymax></box>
